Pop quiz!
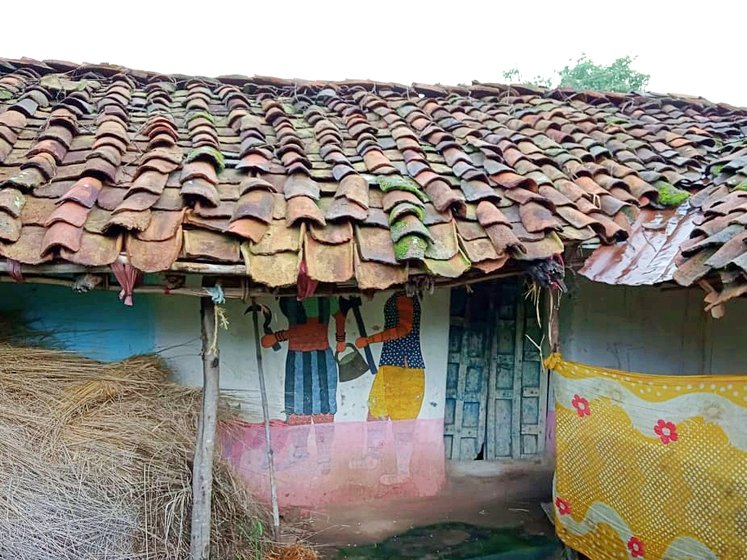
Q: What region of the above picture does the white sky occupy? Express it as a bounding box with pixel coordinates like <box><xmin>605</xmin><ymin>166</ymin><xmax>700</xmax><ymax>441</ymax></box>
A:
<box><xmin>3</xmin><ymin>0</ymin><xmax>746</xmax><ymax>106</ymax></box>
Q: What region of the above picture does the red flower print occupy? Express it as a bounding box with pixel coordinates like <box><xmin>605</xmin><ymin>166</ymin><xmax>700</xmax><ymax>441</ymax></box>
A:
<box><xmin>571</xmin><ymin>394</ymin><xmax>591</xmax><ymax>417</ymax></box>
<box><xmin>654</xmin><ymin>419</ymin><xmax>678</xmax><ymax>445</ymax></box>
<box><xmin>555</xmin><ymin>497</ymin><xmax>572</xmax><ymax>515</ymax></box>
<box><xmin>627</xmin><ymin>536</ymin><xmax>645</xmax><ymax>558</ymax></box>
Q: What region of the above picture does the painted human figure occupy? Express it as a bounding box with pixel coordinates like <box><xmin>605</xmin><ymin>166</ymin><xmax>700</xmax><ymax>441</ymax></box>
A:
<box><xmin>355</xmin><ymin>291</ymin><xmax>425</xmax><ymax>485</ymax></box>
<box><xmin>261</xmin><ymin>297</ymin><xmax>346</xmax><ymax>474</ymax></box>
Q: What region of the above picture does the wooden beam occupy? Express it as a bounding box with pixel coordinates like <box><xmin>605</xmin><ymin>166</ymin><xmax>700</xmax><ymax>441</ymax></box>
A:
<box><xmin>0</xmin><ymin>257</ymin><xmax>247</xmax><ymax>276</ymax></box>
<box><xmin>190</xmin><ymin>297</ymin><xmax>220</xmax><ymax>560</ymax></box>
<box><xmin>0</xmin><ymin>266</ymin><xmax>527</xmax><ymax>301</ymax></box>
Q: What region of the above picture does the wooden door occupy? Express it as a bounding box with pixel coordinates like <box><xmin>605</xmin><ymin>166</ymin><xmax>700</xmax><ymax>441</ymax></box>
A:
<box><xmin>445</xmin><ymin>278</ymin><xmax>548</xmax><ymax>460</ymax></box>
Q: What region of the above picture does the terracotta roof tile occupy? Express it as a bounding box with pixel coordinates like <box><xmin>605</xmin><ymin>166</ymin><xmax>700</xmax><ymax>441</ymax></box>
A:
<box><xmin>0</xmin><ymin>58</ymin><xmax>745</xmax><ymax>293</ymax></box>
<box><xmin>61</xmin><ymin>230</ymin><xmax>121</xmax><ymax>266</ymax></box>
<box><xmin>304</xmin><ymin>235</ymin><xmax>354</xmax><ymax>283</ymax></box>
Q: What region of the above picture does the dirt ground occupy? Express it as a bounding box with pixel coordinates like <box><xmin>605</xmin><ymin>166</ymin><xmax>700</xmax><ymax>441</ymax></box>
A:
<box><xmin>303</xmin><ymin>460</ymin><xmax>556</xmax><ymax>554</ymax></box>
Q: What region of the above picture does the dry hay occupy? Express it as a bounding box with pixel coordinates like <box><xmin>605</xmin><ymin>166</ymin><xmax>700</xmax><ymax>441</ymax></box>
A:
<box><xmin>0</xmin><ymin>344</ymin><xmax>273</xmax><ymax>559</ymax></box>
<box><xmin>267</xmin><ymin>544</ymin><xmax>320</xmax><ymax>560</ymax></box>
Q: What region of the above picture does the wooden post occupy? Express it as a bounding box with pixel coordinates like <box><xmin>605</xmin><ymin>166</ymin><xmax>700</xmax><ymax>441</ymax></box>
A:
<box><xmin>547</xmin><ymin>288</ymin><xmax>560</xmax><ymax>353</ymax></box>
<box><xmin>250</xmin><ymin>299</ymin><xmax>281</xmax><ymax>540</ymax></box>
<box><xmin>511</xmin><ymin>292</ymin><xmax>526</xmax><ymax>458</ymax></box>
<box><xmin>542</xmin><ymin>288</ymin><xmax>560</xmax><ymax>457</ymax></box>
<box><xmin>190</xmin><ymin>297</ymin><xmax>220</xmax><ymax>560</ymax></box>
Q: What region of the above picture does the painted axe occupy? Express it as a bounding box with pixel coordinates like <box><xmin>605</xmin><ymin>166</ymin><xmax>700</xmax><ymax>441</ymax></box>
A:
<box><xmin>339</xmin><ymin>296</ymin><xmax>378</xmax><ymax>375</ymax></box>
<box><xmin>244</xmin><ymin>303</ymin><xmax>281</xmax><ymax>352</ymax></box>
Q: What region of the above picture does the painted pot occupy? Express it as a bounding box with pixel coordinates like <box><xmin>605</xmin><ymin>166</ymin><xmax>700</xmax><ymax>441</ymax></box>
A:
<box><xmin>336</xmin><ymin>343</ymin><xmax>369</xmax><ymax>382</ymax></box>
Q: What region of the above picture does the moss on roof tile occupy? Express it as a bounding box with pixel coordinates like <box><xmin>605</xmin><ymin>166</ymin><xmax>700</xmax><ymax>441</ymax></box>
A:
<box><xmin>655</xmin><ymin>181</ymin><xmax>690</xmax><ymax>207</ymax></box>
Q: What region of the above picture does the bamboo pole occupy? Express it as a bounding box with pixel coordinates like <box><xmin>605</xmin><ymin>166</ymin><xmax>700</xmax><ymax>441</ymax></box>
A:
<box><xmin>190</xmin><ymin>297</ymin><xmax>221</xmax><ymax>560</ymax></box>
<box><xmin>250</xmin><ymin>299</ymin><xmax>281</xmax><ymax>540</ymax></box>
<box><xmin>0</xmin><ymin>258</ymin><xmax>247</xmax><ymax>275</ymax></box>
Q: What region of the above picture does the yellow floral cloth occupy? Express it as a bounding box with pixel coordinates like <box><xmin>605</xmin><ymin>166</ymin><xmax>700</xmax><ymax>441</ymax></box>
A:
<box><xmin>546</xmin><ymin>354</ymin><xmax>747</xmax><ymax>559</ymax></box>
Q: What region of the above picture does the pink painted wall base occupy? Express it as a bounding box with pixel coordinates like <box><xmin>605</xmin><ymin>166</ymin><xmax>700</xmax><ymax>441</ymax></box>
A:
<box><xmin>222</xmin><ymin>418</ymin><xmax>446</xmax><ymax>508</ymax></box>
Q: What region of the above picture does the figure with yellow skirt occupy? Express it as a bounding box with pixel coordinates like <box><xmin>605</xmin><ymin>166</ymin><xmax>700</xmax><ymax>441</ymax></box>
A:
<box><xmin>355</xmin><ymin>290</ymin><xmax>425</xmax><ymax>485</ymax></box>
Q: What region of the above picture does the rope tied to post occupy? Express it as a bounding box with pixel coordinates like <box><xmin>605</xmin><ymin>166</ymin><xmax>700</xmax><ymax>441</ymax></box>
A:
<box><xmin>203</xmin><ymin>284</ymin><xmax>229</xmax><ymax>355</ymax></box>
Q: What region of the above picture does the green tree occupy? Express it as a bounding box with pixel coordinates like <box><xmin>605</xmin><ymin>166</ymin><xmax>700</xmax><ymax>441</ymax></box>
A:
<box><xmin>557</xmin><ymin>55</ymin><xmax>649</xmax><ymax>92</ymax></box>
<box><xmin>502</xmin><ymin>55</ymin><xmax>650</xmax><ymax>93</ymax></box>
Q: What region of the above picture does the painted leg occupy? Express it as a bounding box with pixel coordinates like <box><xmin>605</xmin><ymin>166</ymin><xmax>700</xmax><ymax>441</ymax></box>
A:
<box><xmin>351</xmin><ymin>367</ymin><xmax>389</xmax><ymax>470</ymax></box>
<box><xmin>313</xmin><ymin>413</ymin><xmax>335</xmax><ymax>475</ymax></box>
<box><xmin>349</xmin><ymin>414</ymin><xmax>387</xmax><ymax>470</ymax></box>
<box><xmin>380</xmin><ymin>420</ymin><xmax>415</xmax><ymax>485</ymax></box>
<box><xmin>287</xmin><ymin>414</ymin><xmax>312</xmax><ymax>462</ymax></box>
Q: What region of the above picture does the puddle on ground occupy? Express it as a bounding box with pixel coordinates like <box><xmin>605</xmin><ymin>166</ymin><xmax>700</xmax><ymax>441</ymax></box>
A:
<box><xmin>332</xmin><ymin>522</ymin><xmax>562</xmax><ymax>559</ymax></box>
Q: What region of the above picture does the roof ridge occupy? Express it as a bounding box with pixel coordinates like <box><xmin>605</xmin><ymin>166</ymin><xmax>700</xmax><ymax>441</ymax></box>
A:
<box><xmin>3</xmin><ymin>57</ymin><xmax>744</xmax><ymax>111</ymax></box>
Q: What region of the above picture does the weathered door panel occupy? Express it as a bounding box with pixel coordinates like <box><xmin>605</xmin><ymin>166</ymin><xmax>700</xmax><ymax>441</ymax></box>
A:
<box><xmin>444</xmin><ymin>290</ymin><xmax>490</xmax><ymax>460</ymax></box>
<box><xmin>446</xmin><ymin>278</ymin><xmax>548</xmax><ymax>461</ymax></box>
<box><xmin>486</xmin><ymin>279</ymin><xmax>519</xmax><ymax>459</ymax></box>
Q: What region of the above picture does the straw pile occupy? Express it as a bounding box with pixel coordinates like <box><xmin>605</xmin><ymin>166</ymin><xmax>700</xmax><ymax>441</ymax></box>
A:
<box><xmin>0</xmin><ymin>344</ymin><xmax>272</xmax><ymax>559</ymax></box>
<box><xmin>267</xmin><ymin>544</ymin><xmax>320</xmax><ymax>560</ymax></box>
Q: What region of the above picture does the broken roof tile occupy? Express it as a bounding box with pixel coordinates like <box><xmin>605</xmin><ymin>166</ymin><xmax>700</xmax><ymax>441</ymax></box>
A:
<box><xmin>356</xmin><ymin>225</ymin><xmax>398</xmax><ymax>265</ymax></box>
<box><xmin>519</xmin><ymin>201</ymin><xmax>562</xmax><ymax>233</ymax></box>
<box><xmin>304</xmin><ymin>235</ymin><xmax>354</xmax><ymax>283</ymax></box>
<box><xmin>425</xmin><ymin>251</ymin><xmax>471</xmax><ymax>278</ymax></box>
<box><xmin>250</xmin><ymin>219</ymin><xmax>301</xmax><ymax>255</ymax></box>
<box><xmin>226</xmin><ymin>217</ymin><xmax>269</xmax><ymax>243</ymax></box>
<box><xmin>485</xmin><ymin>223</ymin><xmax>526</xmax><ymax>255</ymax></box>
<box><xmin>325</xmin><ymin>197</ymin><xmax>369</xmax><ymax>222</ymax></box>
<box><xmin>244</xmin><ymin>247</ymin><xmax>300</xmax><ymax>288</ymax></box>
<box><xmin>0</xmin><ymin>225</ymin><xmax>50</xmax><ymax>264</ymax></box>
<box><xmin>232</xmin><ymin>189</ymin><xmax>275</xmax><ymax>224</ymax></box>
<box><xmin>183</xmin><ymin>228</ymin><xmax>240</xmax><ymax>262</ymax></box>
<box><xmin>128</xmin><ymin>228</ymin><xmax>184</xmax><ymax>272</ymax></box>
<box><xmin>286</xmin><ymin>195</ymin><xmax>325</xmax><ymax>227</ymax></box>
<box><xmin>310</xmin><ymin>221</ymin><xmax>353</xmax><ymax>245</ymax></box>
<box><xmin>354</xmin><ymin>254</ymin><xmax>408</xmax><ymax>290</ymax></box>
<box><xmin>61</xmin><ymin>230</ymin><xmax>121</xmax><ymax>266</ymax></box>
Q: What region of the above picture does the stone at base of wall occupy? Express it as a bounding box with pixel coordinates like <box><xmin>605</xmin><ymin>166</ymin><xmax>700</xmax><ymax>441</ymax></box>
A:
<box><xmin>447</xmin><ymin>457</ymin><xmax>553</xmax><ymax>479</ymax></box>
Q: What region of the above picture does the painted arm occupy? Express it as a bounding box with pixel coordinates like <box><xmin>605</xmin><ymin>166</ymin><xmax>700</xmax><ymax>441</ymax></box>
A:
<box><xmin>261</xmin><ymin>329</ymin><xmax>288</xmax><ymax>348</ymax></box>
<box><xmin>334</xmin><ymin>311</ymin><xmax>347</xmax><ymax>352</ymax></box>
<box><xmin>356</xmin><ymin>295</ymin><xmax>413</xmax><ymax>347</ymax></box>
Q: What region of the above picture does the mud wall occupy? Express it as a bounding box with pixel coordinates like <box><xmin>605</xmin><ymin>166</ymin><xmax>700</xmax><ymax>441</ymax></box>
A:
<box><xmin>0</xmin><ymin>283</ymin><xmax>451</xmax><ymax>507</ymax></box>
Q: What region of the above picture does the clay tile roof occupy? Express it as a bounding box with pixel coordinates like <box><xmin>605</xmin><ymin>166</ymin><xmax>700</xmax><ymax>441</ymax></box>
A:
<box><xmin>0</xmin><ymin>57</ymin><xmax>746</xmax><ymax>294</ymax></box>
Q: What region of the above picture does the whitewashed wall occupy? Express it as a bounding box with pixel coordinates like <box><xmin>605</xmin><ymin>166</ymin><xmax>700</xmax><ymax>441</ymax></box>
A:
<box><xmin>153</xmin><ymin>289</ymin><xmax>451</xmax><ymax>422</ymax></box>
<box><xmin>560</xmin><ymin>277</ymin><xmax>747</xmax><ymax>375</ymax></box>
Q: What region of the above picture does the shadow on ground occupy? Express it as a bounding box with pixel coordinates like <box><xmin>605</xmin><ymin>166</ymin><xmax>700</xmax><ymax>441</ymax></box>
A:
<box><xmin>303</xmin><ymin>461</ymin><xmax>563</xmax><ymax>558</ymax></box>
<box><xmin>308</xmin><ymin>461</ymin><xmax>556</xmax><ymax>544</ymax></box>
<box><xmin>329</xmin><ymin>522</ymin><xmax>562</xmax><ymax>559</ymax></box>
